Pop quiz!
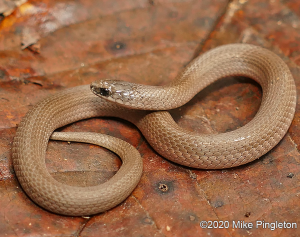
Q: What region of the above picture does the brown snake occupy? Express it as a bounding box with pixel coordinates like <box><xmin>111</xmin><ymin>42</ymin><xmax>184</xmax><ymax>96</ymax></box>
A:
<box><xmin>12</xmin><ymin>44</ymin><xmax>296</xmax><ymax>216</ymax></box>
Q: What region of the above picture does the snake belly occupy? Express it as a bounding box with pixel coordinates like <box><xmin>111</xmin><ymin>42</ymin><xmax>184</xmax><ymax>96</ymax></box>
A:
<box><xmin>12</xmin><ymin>44</ymin><xmax>296</xmax><ymax>216</ymax></box>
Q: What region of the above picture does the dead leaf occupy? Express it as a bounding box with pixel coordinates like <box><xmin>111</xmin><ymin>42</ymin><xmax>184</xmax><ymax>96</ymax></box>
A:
<box><xmin>21</xmin><ymin>26</ymin><xmax>40</xmax><ymax>50</ymax></box>
<box><xmin>0</xmin><ymin>0</ymin><xmax>27</xmax><ymax>17</ymax></box>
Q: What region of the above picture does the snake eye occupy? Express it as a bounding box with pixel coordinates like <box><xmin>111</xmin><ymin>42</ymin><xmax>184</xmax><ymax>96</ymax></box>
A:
<box><xmin>99</xmin><ymin>88</ymin><xmax>110</xmax><ymax>97</ymax></box>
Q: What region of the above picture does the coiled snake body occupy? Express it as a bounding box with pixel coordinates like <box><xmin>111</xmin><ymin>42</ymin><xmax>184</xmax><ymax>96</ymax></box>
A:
<box><xmin>12</xmin><ymin>44</ymin><xmax>296</xmax><ymax>215</ymax></box>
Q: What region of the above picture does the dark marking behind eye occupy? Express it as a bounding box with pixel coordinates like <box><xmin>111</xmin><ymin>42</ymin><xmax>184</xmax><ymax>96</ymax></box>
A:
<box><xmin>100</xmin><ymin>88</ymin><xmax>110</xmax><ymax>97</ymax></box>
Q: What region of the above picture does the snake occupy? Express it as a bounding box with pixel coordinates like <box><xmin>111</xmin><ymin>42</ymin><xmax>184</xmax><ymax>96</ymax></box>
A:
<box><xmin>12</xmin><ymin>44</ymin><xmax>297</xmax><ymax>216</ymax></box>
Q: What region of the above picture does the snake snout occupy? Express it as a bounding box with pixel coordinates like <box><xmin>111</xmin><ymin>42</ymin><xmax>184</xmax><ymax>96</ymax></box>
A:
<box><xmin>90</xmin><ymin>80</ymin><xmax>139</xmax><ymax>105</ymax></box>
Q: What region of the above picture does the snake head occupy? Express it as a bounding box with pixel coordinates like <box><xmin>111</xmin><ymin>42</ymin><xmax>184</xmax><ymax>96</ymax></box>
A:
<box><xmin>91</xmin><ymin>80</ymin><xmax>139</xmax><ymax>105</ymax></box>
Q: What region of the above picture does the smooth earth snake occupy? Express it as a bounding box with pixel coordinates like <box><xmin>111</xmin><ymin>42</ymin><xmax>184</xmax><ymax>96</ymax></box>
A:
<box><xmin>12</xmin><ymin>44</ymin><xmax>297</xmax><ymax>216</ymax></box>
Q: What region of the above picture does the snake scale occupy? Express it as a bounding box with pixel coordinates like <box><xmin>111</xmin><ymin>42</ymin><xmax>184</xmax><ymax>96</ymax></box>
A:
<box><xmin>12</xmin><ymin>44</ymin><xmax>297</xmax><ymax>215</ymax></box>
